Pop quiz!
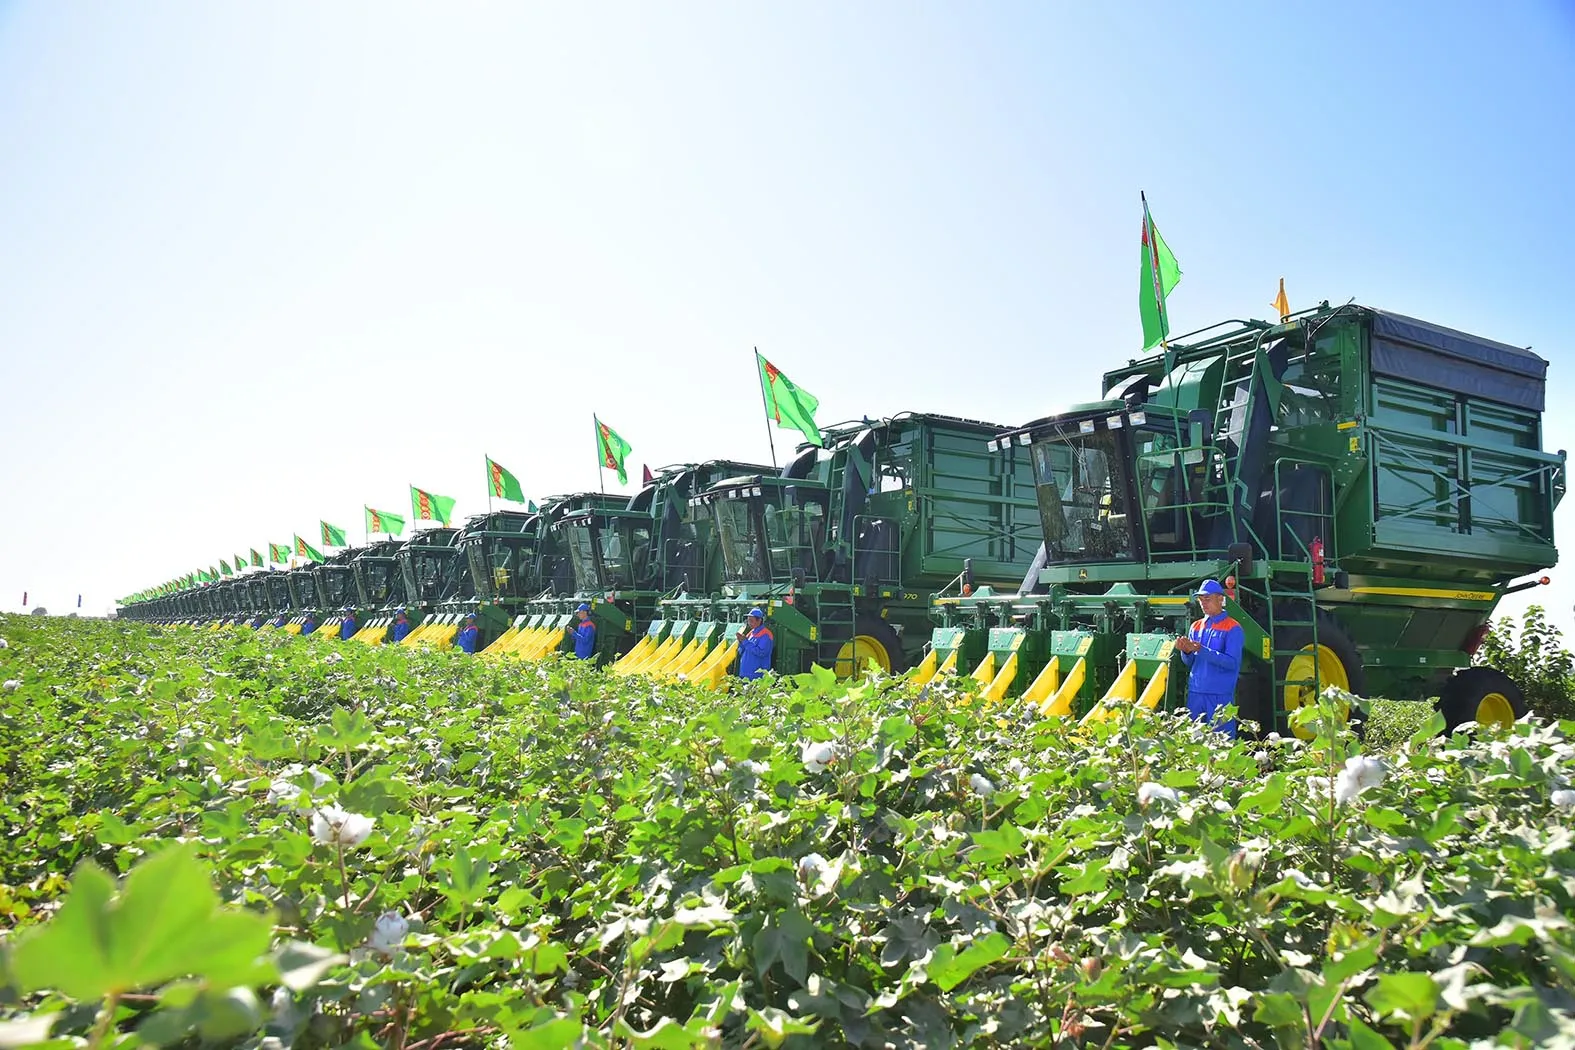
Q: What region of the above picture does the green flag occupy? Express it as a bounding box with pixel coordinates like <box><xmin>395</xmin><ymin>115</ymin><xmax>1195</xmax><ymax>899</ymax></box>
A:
<box><xmin>219</xmin><ymin>559</ymin><xmax>233</xmax><ymax>576</ymax></box>
<box><xmin>1139</xmin><ymin>192</ymin><xmax>1182</xmax><ymax>351</ymax></box>
<box><xmin>410</xmin><ymin>486</ymin><xmax>456</xmax><ymax>526</ymax></box>
<box><xmin>320</xmin><ymin>521</ymin><xmax>348</xmax><ymax>547</ymax></box>
<box><xmin>250</xmin><ymin>548</ymin><xmax>264</xmax><ymax>568</ymax></box>
<box><xmin>294</xmin><ymin>535</ymin><xmax>325</xmax><ymax>564</ymax></box>
<box><xmin>756</xmin><ymin>352</ymin><xmax>824</xmax><ymax>448</ymax></box>
<box><xmin>594</xmin><ymin>416</ymin><xmax>633</xmax><ymax>485</ymax></box>
<box><xmin>198</xmin><ymin>568</ymin><xmax>215</xmax><ymax>583</ymax></box>
<box><xmin>269</xmin><ymin>543</ymin><xmax>290</xmax><ymax>564</ymax></box>
<box><xmin>366</xmin><ymin>506</ymin><xmax>406</xmax><ymax>536</ymax></box>
<box><xmin>486</xmin><ymin>456</ymin><xmax>526</xmax><ymax>502</ymax></box>
<box><xmin>527</xmin><ymin>500</ymin><xmax>538</xmax><ymax>513</ymax></box>
<box><xmin>235</xmin><ymin>553</ymin><xmax>247</xmax><ymax>573</ymax></box>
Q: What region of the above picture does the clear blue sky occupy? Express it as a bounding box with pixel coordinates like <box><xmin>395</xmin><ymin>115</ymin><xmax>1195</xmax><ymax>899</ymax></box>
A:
<box><xmin>2</xmin><ymin>2</ymin><xmax>1573</xmax><ymax>627</ymax></box>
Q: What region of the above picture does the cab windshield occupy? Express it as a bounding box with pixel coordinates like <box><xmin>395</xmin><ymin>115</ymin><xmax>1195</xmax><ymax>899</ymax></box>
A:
<box><xmin>467</xmin><ymin>536</ymin><xmax>537</xmax><ymax>599</ymax></box>
<box><xmin>354</xmin><ymin>559</ymin><xmax>403</xmax><ymax>606</ymax></box>
<box><xmin>1030</xmin><ymin>429</ymin><xmax>1137</xmax><ymax>563</ymax></box>
<box><xmin>400</xmin><ymin>548</ymin><xmax>463</xmax><ymax>603</ymax></box>
<box><xmin>267</xmin><ymin>576</ymin><xmax>293</xmax><ymax>611</ymax></box>
<box><xmin>288</xmin><ymin>572</ymin><xmax>318</xmax><ymax>608</ymax></box>
<box><xmin>715</xmin><ymin>497</ymin><xmax>767</xmax><ymax>582</ymax></box>
<box><xmin>318</xmin><ymin>566</ymin><xmax>356</xmax><ymax>606</ymax></box>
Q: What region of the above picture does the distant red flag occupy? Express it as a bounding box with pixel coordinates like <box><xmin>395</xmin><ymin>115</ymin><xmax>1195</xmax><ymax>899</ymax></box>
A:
<box><xmin>642</xmin><ymin>464</ymin><xmax>654</xmax><ymax>486</ymax></box>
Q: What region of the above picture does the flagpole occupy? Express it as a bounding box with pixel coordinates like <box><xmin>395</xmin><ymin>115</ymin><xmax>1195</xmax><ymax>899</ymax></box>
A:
<box><xmin>486</xmin><ymin>455</ymin><xmax>494</xmax><ymax>515</ymax></box>
<box><xmin>594</xmin><ymin>416</ymin><xmax>606</xmax><ymax>494</ymax></box>
<box><xmin>754</xmin><ymin>347</ymin><xmax>778</xmax><ymax>470</ymax></box>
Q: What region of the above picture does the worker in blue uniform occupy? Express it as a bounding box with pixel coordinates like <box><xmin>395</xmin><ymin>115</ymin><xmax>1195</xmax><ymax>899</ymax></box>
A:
<box><xmin>456</xmin><ymin>613</ymin><xmax>481</xmax><ymax>654</ymax></box>
<box><xmin>301</xmin><ymin>611</ymin><xmax>318</xmax><ymax>636</ymax></box>
<box><xmin>1176</xmin><ymin>579</ymin><xmax>1245</xmax><ymax>737</ymax></box>
<box><xmin>339</xmin><ymin>606</ymin><xmax>358</xmax><ymax>641</ymax></box>
<box><xmin>737</xmin><ymin>607</ymin><xmax>774</xmax><ymax>680</ymax></box>
<box><xmin>571</xmin><ymin>603</ymin><xmax>596</xmax><ymax>660</ymax></box>
<box><xmin>391</xmin><ymin>608</ymin><xmax>412</xmax><ymax>642</ymax></box>
<box><xmin>270</xmin><ymin>612</ymin><xmax>288</xmax><ymax>629</ymax></box>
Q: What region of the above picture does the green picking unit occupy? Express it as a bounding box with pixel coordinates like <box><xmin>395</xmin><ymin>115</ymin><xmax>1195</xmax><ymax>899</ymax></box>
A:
<box><xmin>923</xmin><ymin>302</ymin><xmax>1562</xmax><ymax>733</ymax></box>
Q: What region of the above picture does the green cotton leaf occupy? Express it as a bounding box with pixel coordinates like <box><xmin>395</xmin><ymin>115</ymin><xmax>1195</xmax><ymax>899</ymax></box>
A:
<box><xmin>1252</xmin><ymin>990</ymin><xmax>1305</xmax><ymax>1028</ymax></box>
<box><xmin>745</xmin><ymin>1006</ymin><xmax>821</xmax><ymax>1048</ymax></box>
<box><xmin>439</xmin><ymin>846</ymin><xmax>493</xmax><ymax>908</ymax></box>
<box><xmin>1364</xmin><ymin>972</ymin><xmax>1439</xmax><ymax>1023</ymax></box>
<box><xmin>753</xmin><ymin>907</ymin><xmax>814</xmax><ymax>985</ymax></box>
<box><xmin>613</xmin><ymin>1016</ymin><xmax>717</xmax><ymax>1049</ymax></box>
<box><xmin>12</xmin><ymin>846</ymin><xmax>274</xmax><ymax>1000</ymax></box>
<box><xmin>1340</xmin><ymin>1017</ymin><xmax>1396</xmax><ymax>1050</ymax></box>
<box><xmin>1239</xmin><ymin>775</ymin><xmax>1286</xmax><ymax>813</ymax></box>
<box><xmin>509</xmin><ymin>1017</ymin><xmax>588</xmax><ymax>1050</ymax></box>
<box><xmin>271</xmin><ymin>940</ymin><xmax>345</xmax><ymax>991</ymax></box>
<box><xmin>1409</xmin><ymin>709</ymin><xmax>1447</xmax><ymax>747</ymax></box>
<box><xmin>927</xmin><ymin>932</ymin><xmax>1010</xmax><ymax>992</ymax></box>
<box><xmin>1469</xmin><ymin>909</ymin><xmax>1572</xmax><ymax>947</ymax></box>
<box><xmin>317</xmin><ymin>706</ymin><xmax>374</xmax><ymax>750</ymax></box>
<box><xmin>969</xmin><ymin>823</ymin><xmax>1026</xmax><ymax>864</ymax></box>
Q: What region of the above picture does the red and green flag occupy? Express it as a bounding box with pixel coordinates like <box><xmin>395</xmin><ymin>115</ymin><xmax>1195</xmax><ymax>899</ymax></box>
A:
<box><xmin>486</xmin><ymin>456</ymin><xmax>525</xmax><ymax>502</ymax></box>
<box><xmin>756</xmin><ymin>352</ymin><xmax>824</xmax><ymax>448</ymax></box>
<box><xmin>219</xmin><ymin>559</ymin><xmax>233</xmax><ymax>576</ymax></box>
<box><xmin>410</xmin><ymin>486</ymin><xmax>456</xmax><ymax>526</ymax></box>
<box><xmin>198</xmin><ymin>568</ymin><xmax>215</xmax><ymax>584</ymax></box>
<box><xmin>1139</xmin><ymin>192</ymin><xmax>1182</xmax><ymax>351</ymax></box>
<box><xmin>269</xmin><ymin>543</ymin><xmax>290</xmax><ymax>564</ymax></box>
<box><xmin>366</xmin><ymin>506</ymin><xmax>406</xmax><ymax>536</ymax></box>
<box><xmin>294</xmin><ymin>535</ymin><xmax>325</xmax><ymax>564</ymax></box>
<box><xmin>320</xmin><ymin>521</ymin><xmax>348</xmax><ymax>547</ymax></box>
<box><xmin>235</xmin><ymin>553</ymin><xmax>247</xmax><ymax>573</ymax></box>
<box><xmin>594</xmin><ymin>416</ymin><xmax>633</xmax><ymax>485</ymax></box>
<box><xmin>250</xmin><ymin>549</ymin><xmax>264</xmax><ymax>568</ymax></box>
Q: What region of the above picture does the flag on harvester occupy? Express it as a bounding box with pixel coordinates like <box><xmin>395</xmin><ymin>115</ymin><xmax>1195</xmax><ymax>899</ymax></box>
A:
<box><xmin>1139</xmin><ymin>192</ymin><xmax>1182</xmax><ymax>351</ymax></box>
<box><xmin>486</xmin><ymin>456</ymin><xmax>525</xmax><ymax>502</ymax></box>
<box><xmin>269</xmin><ymin>543</ymin><xmax>291</xmax><ymax>565</ymax></box>
<box><xmin>366</xmin><ymin>506</ymin><xmax>406</xmax><ymax>536</ymax></box>
<box><xmin>235</xmin><ymin>553</ymin><xmax>248</xmax><ymax>573</ymax></box>
<box><xmin>756</xmin><ymin>351</ymin><xmax>824</xmax><ymax>447</ymax></box>
<box><xmin>321</xmin><ymin>521</ymin><xmax>348</xmax><ymax>547</ymax></box>
<box><xmin>219</xmin><ymin>559</ymin><xmax>233</xmax><ymax>576</ymax></box>
<box><xmin>1272</xmin><ymin>278</ymin><xmax>1290</xmax><ymax>321</ymax></box>
<box><xmin>594</xmin><ymin>416</ymin><xmax>632</xmax><ymax>485</ymax></box>
<box><xmin>410</xmin><ymin>486</ymin><xmax>456</xmax><ymax>527</ymax></box>
<box><xmin>294</xmin><ymin>535</ymin><xmax>325</xmax><ymax>564</ymax></box>
<box><xmin>642</xmin><ymin>464</ymin><xmax>654</xmax><ymax>486</ymax></box>
<box><xmin>250</xmin><ymin>549</ymin><xmax>264</xmax><ymax>568</ymax></box>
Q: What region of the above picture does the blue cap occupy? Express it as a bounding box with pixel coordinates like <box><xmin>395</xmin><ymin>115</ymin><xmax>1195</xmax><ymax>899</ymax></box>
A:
<box><xmin>466</xmin><ymin>612</ymin><xmax>476</xmax><ymax>620</ymax></box>
<box><xmin>748</xmin><ymin>607</ymin><xmax>765</xmax><ymax>619</ymax></box>
<box><xmin>576</xmin><ymin>602</ymin><xmax>591</xmax><ymax>612</ymax></box>
<box><xmin>395</xmin><ymin>607</ymin><xmax>406</xmax><ymax>614</ymax></box>
<box><xmin>1194</xmin><ymin>579</ymin><xmax>1227</xmax><ymax>598</ymax></box>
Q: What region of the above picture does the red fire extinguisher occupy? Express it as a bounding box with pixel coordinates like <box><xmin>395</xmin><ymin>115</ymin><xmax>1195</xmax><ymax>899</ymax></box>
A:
<box><xmin>1311</xmin><ymin>536</ymin><xmax>1326</xmax><ymax>586</ymax></box>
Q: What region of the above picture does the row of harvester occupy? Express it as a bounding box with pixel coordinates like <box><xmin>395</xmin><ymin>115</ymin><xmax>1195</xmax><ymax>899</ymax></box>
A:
<box><xmin>918</xmin><ymin>302</ymin><xmax>1563</xmax><ymax>734</ymax></box>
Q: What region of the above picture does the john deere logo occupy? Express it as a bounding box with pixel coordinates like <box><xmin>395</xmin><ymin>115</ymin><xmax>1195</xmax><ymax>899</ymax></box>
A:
<box><xmin>1079</xmin><ymin>569</ymin><xmax>1089</xmax><ymax>579</ymax></box>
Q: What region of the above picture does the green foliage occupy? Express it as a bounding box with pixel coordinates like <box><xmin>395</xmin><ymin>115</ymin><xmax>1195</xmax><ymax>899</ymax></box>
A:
<box><xmin>1479</xmin><ymin>604</ymin><xmax>1575</xmax><ymax>721</ymax></box>
<box><xmin>1362</xmin><ymin>699</ymin><xmax>1437</xmax><ymax>751</ymax></box>
<box><xmin>2</xmin><ymin>614</ymin><xmax>1575</xmax><ymax>1047</ymax></box>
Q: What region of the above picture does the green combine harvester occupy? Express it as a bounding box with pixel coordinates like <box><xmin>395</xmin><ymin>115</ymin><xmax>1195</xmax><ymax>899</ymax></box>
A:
<box><xmin>345</xmin><ymin>539</ymin><xmax>409</xmax><ymax>644</ymax></box>
<box><xmin>449</xmin><ymin>509</ymin><xmax>550</xmax><ymax>650</ymax></box>
<box><xmin>922</xmin><ymin>302</ymin><xmax>1562</xmax><ymax>733</ymax></box>
<box><xmin>390</xmin><ymin>527</ymin><xmax>473</xmax><ymax>648</ymax></box>
<box><xmin>621</xmin><ymin>413</ymin><xmax>1043</xmax><ymax>685</ymax></box>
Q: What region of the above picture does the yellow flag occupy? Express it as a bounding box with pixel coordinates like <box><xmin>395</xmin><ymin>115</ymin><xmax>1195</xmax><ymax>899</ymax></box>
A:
<box><xmin>1272</xmin><ymin>277</ymin><xmax>1290</xmax><ymax>321</ymax></box>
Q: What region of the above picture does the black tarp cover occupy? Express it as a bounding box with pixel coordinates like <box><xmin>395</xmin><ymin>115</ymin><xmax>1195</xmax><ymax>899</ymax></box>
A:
<box><xmin>1369</xmin><ymin>310</ymin><xmax>1547</xmax><ymax>412</ymax></box>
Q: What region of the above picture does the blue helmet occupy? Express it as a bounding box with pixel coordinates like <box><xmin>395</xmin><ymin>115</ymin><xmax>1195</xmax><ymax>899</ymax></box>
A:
<box><xmin>465</xmin><ymin>612</ymin><xmax>476</xmax><ymax>621</ymax></box>
<box><xmin>576</xmin><ymin>602</ymin><xmax>591</xmax><ymax>612</ymax></box>
<box><xmin>748</xmin><ymin>607</ymin><xmax>765</xmax><ymax>619</ymax></box>
<box><xmin>1194</xmin><ymin>579</ymin><xmax>1227</xmax><ymax>598</ymax></box>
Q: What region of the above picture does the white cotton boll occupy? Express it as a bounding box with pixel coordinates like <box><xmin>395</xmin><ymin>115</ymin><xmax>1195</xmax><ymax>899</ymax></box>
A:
<box><xmin>1137</xmin><ymin>782</ymin><xmax>1179</xmax><ymax>808</ymax></box>
<box><xmin>268</xmin><ymin>765</ymin><xmax>331</xmax><ymax>809</ymax></box>
<box><xmin>368</xmin><ymin>911</ymin><xmax>410</xmax><ymax>954</ymax></box>
<box><xmin>801</xmin><ymin>741</ymin><xmax>837</xmax><ymax>773</ymax></box>
<box><xmin>708</xmin><ymin>760</ymin><xmax>728</xmax><ymax>776</ymax></box>
<box><xmin>1253</xmin><ymin>751</ymin><xmax>1270</xmax><ymax>763</ymax></box>
<box><xmin>324</xmin><ymin>652</ymin><xmax>344</xmax><ymax>665</ymax></box>
<box><xmin>0</xmin><ymin>638</ymin><xmax>9</xmax><ymax>648</ymax></box>
<box><xmin>2</xmin><ymin>680</ymin><xmax>18</xmax><ymax>693</ymax></box>
<box><xmin>968</xmin><ymin>773</ymin><xmax>995</xmax><ymax>798</ymax></box>
<box><xmin>797</xmin><ymin>853</ymin><xmax>827</xmax><ymax>879</ymax></box>
<box><xmin>1552</xmin><ymin>789</ymin><xmax>1575</xmax><ymax>810</ymax></box>
<box><xmin>1333</xmin><ymin>755</ymin><xmax>1387</xmax><ymax>806</ymax></box>
<box><xmin>311</xmin><ymin>804</ymin><xmax>375</xmax><ymax>848</ymax></box>
<box><xmin>741</xmin><ymin>760</ymin><xmax>769</xmax><ymax>776</ymax></box>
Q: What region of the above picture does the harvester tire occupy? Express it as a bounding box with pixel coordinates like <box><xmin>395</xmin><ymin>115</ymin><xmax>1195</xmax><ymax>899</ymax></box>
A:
<box><xmin>1438</xmin><ymin>667</ymin><xmax>1526</xmax><ymax>732</ymax></box>
<box><xmin>1272</xmin><ymin>614</ymin><xmax>1366</xmax><ymax>739</ymax></box>
<box><xmin>831</xmin><ymin>617</ymin><xmax>905</xmax><ymax>678</ymax></box>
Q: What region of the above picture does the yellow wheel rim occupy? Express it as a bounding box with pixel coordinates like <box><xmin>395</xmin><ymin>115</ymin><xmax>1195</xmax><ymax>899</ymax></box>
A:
<box><xmin>1283</xmin><ymin>643</ymin><xmax>1351</xmax><ymax>739</ymax></box>
<box><xmin>1476</xmin><ymin>692</ymin><xmax>1516</xmax><ymax>728</ymax></box>
<box><xmin>835</xmin><ymin>635</ymin><xmax>893</xmax><ymax>678</ymax></box>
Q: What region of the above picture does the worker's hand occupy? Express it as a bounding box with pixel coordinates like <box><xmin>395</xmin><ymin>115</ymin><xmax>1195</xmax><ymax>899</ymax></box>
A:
<box><xmin>1175</xmin><ymin>637</ymin><xmax>1200</xmax><ymax>654</ymax></box>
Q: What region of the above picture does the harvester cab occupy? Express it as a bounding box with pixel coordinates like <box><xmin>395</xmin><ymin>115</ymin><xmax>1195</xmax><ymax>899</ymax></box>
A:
<box><xmin>261</xmin><ymin>572</ymin><xmax>295</xmax><ymax>628</ymax></box>
<box><xmin>242</xmin><ymin>573</ymin><xmax>275</xmax><ymax>628</ymax></box>
<box><xmin>348</xmin><ymin>539</ymin><xmax>408</xmax><ymax>643</ymax></box>
<box><xmin>310</xmin><ymin>547</ymin><xmax>363</xmax><ymax>640</ymax></box>
<box><xmin>458</xmin><ymin>509</ymin><xmax>548</xmax><ymax>653</ymax></box>
<box><xmin>630</xmin><ymin>414</ymin><xmax>1042</xmax><ymax>684</ymax></box>
<box><xmin>393</xmin><ymin>527</ymin><xmax>471</xmax><ymax>647</ymax></box>
<box><xmin>282</xmin><ymin>567</ymin><xmax>321</xmax><ymax>635</ymax></box>
<box><xmin>504</xmin><ymin>492</ymin><xmax>634</xmax><ymax>661</ymax></box>
<box><xmin>926</xmin><ymin>302</ymin><xmax>1563</xmax><ymax>734</ymax></box>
